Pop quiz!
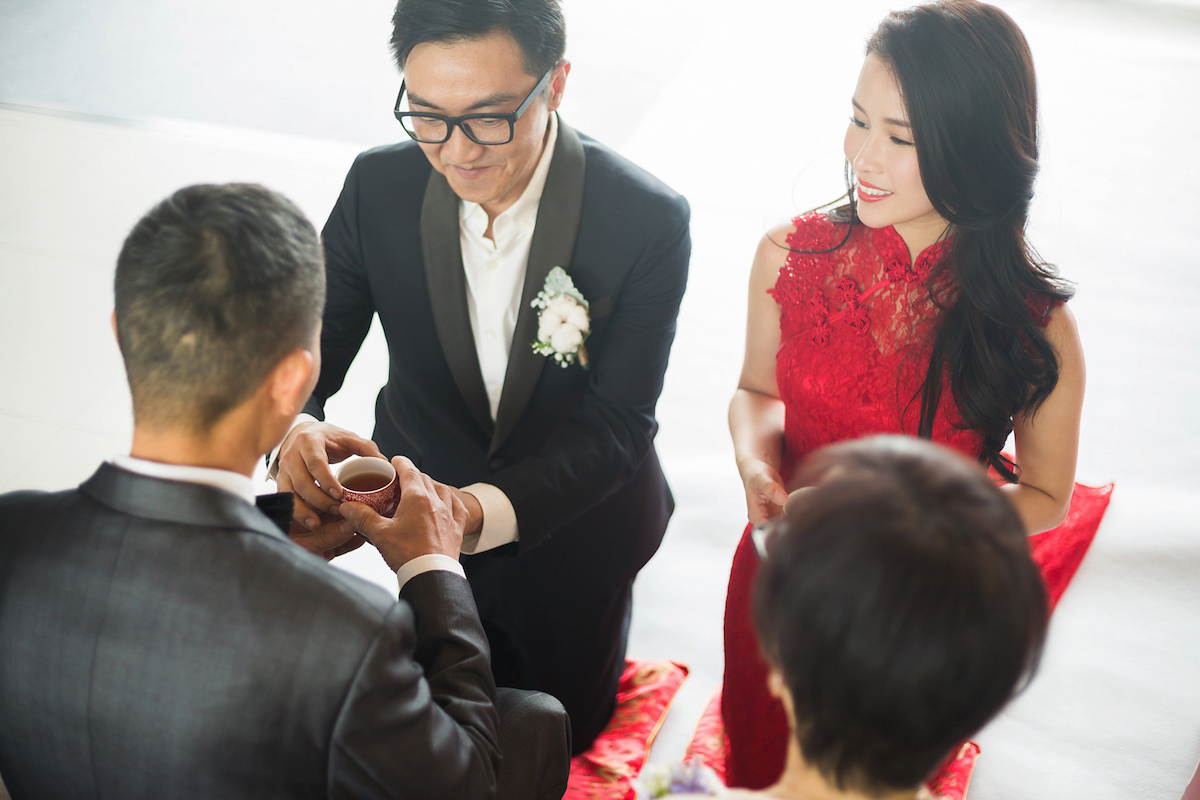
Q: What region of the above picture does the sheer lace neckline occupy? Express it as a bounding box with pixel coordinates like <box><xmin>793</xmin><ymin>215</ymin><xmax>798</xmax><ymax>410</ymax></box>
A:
<box><xmin>870</xmin><ymin>224</ymin><xmax>949</xmax><ymax>285</ymax></box>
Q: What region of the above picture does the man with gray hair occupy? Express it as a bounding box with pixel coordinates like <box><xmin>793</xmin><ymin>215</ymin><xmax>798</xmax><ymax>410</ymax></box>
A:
<box><xmin>0</xmin><ymin>183</ymin><xmax>569</xmax><ymax>799</ymax></box>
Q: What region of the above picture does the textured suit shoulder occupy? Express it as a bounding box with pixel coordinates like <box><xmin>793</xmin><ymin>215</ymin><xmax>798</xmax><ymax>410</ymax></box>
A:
<box><xmin>576</xmin><ymin>131</ymin><xmax>690</xmax><ymax>224</ymax></box>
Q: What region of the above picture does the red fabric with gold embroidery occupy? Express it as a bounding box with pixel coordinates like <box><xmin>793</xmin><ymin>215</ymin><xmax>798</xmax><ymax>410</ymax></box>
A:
<box><xmin>684</xmin><ymin>688</ymin><xmax>728</xmax><ymax>785</ymax></box>
<box><xmin>926</xmin><ymin>742</ymin><xmax>982</xmax><ymax>800</ymax></box>
<box><xmin>721</xmin><ymin>213</ymin><xmax>1111</xmax><ymax>789</ymax></box>
<box><xmin>565</xmin><ymin>659</ymin><xmax>688</xmax><ymax>800</ymax></box>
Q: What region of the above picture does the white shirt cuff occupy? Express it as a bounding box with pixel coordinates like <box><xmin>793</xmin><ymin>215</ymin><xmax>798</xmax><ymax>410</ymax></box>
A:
<box><xmin>459</xmin><ymin>483</ymin><xmax>519</xmax><ymax>554</ymax></box>
<box><xmin>395</xmin><ymin>553</ymin><xmax>466</xmax><ymax>593</ymax></box>
<box><xmin>267</xmin><ymin>413</ymin><xmax>319</xmax><ymax>480</ymax></box>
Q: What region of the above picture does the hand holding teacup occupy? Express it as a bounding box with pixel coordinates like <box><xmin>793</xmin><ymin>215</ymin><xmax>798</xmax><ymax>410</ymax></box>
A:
<box><xmin>275</xmin><ymin>420</ymin><xmax>385</xmax><ymax>529</ymax></box>
<box><xmin>286</xmin><ymin>456</ymin><xmax>398</xmax><ymax>560</ymax></box>
<box><xmin>338</xmin><ymin>457</ymin><xmax>469</xmax><ymax>572</ymax></box>
<box><xmin>287</xmin><ymin>512</ymin><xmax>366</xmax><ymax>561</ymax></box>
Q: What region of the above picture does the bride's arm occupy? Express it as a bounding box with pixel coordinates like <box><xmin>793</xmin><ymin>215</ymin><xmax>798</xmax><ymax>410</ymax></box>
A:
<box><xmin>729</xmin><ymin>224</ymin><xmax>793</xmax><ymax>525</ymax></box>
<box><xmin>1004</xmin><ymin>304</ymin><xmax>1086</xmax><ymax>533</ymax></box>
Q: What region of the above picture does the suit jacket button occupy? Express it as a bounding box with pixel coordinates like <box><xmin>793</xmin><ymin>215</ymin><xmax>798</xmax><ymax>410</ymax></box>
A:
<box><xmin>488</xmin><ymin>457</ymin><xmax>506</xmax><ymax>471</ymax></box>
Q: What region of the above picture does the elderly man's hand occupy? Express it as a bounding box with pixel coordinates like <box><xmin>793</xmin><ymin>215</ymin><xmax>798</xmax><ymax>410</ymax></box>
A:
<box><xmin>276</xmin><ymin>421</ymin><xmax>385</xmax><ymax>531</ymax></box>
<box><xmin>338</xmin><ymin>457</ymin><xmax>469</xmax><ymax>572</ymax></box>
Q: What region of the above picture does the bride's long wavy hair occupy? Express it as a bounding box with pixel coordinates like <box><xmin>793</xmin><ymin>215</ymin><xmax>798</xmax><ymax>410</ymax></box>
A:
<box><xmin>826</xmin><ymin>0</ymin><xmax>1073</xmax><ymax>482</ymax></box>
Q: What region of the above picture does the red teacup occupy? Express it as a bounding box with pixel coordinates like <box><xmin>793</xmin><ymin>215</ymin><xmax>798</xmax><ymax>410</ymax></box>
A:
<box><xmin>336</xmin><ymin>457</ymin><xmax>399</xmax><ymax>517</ymax></box>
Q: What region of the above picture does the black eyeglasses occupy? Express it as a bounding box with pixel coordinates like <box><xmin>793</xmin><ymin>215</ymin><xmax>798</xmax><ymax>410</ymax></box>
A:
<box><xmin>394</xmin><ymin>66</ymin><xmax>554</xmax><ymax>146</ymax></box>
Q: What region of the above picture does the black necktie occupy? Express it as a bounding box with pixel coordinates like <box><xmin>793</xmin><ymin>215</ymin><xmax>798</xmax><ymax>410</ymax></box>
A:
<box><xmin>255</xmin><ymin>492</ymin><xmax>294</xmax><ymax>534</ymax></box>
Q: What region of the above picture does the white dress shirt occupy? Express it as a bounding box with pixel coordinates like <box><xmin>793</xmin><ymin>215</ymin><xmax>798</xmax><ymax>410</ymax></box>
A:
<box><xmin>273</xmin><ymin>115</ymin><xmax>559</xmax><ymax>558</ymax></box>
<box><xmin>114</xmin><ymin>455</ymin><xmax>463</xmax><ymax>591</ymax></box>
<box><xmin>460</xmin><ymin>113</ymin><xmax>558</xmax><ymax>420</ymax></box>
<box><xmin>112</xmin><ymin>455</ymin><xmax>258</xmax><ymax>504</ymax></box>
<box><xmin>454</xmin><ymin>113</ymin><xmax>558</xmax><ymax>555</ymax></box>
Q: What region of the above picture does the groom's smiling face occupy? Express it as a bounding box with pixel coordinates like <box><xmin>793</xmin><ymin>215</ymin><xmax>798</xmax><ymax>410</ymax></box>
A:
<box><xmin>402</xmin><ymin>31</ymin><xmax>568</xmax><ymax>219</ymax></box>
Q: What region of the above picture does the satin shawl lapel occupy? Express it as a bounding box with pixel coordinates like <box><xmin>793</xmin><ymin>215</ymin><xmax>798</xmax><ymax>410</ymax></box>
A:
<box><xmin>421</xmin><ymin>170</ymin><xmax>494</xmax><ymax>437</ymax></box>
<box><xmin>490</xmin><ymin>121</ymin><xmax>586</xmax><ymax>457</ymax></box>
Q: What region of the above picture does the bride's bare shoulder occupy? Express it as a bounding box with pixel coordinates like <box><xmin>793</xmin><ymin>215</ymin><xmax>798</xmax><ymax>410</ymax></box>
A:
<box><xmin>750</xmin><ymin>219</ymin><xmax>800</xmax><ymax>285</ymax></box>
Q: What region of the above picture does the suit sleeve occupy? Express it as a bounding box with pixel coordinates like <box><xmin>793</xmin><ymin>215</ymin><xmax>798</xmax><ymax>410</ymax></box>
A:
<box><xmin>327</xmin><ymin>571</ymin><xmax>499</xmax><ymax>799</ymax></box>
<box><xmin>303</xmin><ymin>154</ymin><xmax>377</xmax><ymax>421</ymax></box>
<box><xmin>489</xmin><ymin>194</ymin><xmax>691</xmax><ymax>550</ymax></box>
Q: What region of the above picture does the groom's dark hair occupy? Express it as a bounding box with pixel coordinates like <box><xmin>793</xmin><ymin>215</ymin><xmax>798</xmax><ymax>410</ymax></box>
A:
<box><xmin>390</xmin><ymin>0</ymin><xmax>566</xmax><ymax>78</ymax></box>
<box><xmin>114</xmin><ymin>183</ymin><xmax>324</xmax><ymax>433</ymax></box>
<box><xmin>754</xmin><ymin>435</ymin><xmax>1048</xmax><ymax>795</ymax></box>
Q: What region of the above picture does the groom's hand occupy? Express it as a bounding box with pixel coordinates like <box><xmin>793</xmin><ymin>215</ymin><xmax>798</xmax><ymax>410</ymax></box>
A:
<box><xmin>453</xmin><ymin>489</ymin><xmax>485</xmax><ymax>538</ymax></box>
<box><xmin>276</xmin><ymin>421</ymin><xmax>385</xmax><ymax>530</ymax></box>
<box><xmin>339</xmin><ymin>457</ymin><xmax>469</xmax><ymax>572</ymax></box>
<box><xmin>287</xmin><ymin>512</ymin><xmax>367</xmax><ymax>561</ymax></box>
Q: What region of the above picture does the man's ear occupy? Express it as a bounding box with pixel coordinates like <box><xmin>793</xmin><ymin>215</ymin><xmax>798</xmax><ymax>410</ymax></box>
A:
<box><xmin>768</xmin><ymin>667</ymin><xmax>799</xmax><ymax>730</ymax></box>
<box><xmin>266</xmin><ymin>346</ymin><xmax>316</xmax><ymax>418</ymax></box>
<box><xmin>111</xmin><ymin>310</ymin><xmax>118</xmax><ymax>342</ymax></box>
<box><xmin>546</xmin><ymin>60</ymin><xmax>571</xmax><ymax>111</ymax></box>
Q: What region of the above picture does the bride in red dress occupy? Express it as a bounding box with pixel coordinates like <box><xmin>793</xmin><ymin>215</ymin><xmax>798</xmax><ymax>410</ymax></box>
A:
<box><xmin>722</xmin><ymin>0</ymin><xmax>1111</xmax><ymax>790</ymax></box>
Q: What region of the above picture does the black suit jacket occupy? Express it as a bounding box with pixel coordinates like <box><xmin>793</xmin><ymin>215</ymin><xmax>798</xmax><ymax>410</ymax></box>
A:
<box><xmin>308</xmin><ymin>121</ymin><xmax>690</xmax><ymax>591</ymax></box>
<box><xmin>0</xmin><ymin>465</ymin><xmax>499</xmax><ymax>799</ymax></box>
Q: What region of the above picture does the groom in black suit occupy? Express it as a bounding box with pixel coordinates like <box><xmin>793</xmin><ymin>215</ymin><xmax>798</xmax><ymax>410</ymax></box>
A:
<box><xmin>274</xmin><ymin>0</ymin><xmax>690</xmax><ymax>751</ymax></box>
<box><xmin>0</xmin><ymin>184</ymin><xmax>569</xmax><ymax>799</ymax></box>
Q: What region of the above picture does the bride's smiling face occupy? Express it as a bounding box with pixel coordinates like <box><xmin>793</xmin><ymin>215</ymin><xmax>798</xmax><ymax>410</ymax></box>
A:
<box><xmin>843</xmin><ymin>53</ymin><xmax>948</xmax><ymax>254</ymax></box>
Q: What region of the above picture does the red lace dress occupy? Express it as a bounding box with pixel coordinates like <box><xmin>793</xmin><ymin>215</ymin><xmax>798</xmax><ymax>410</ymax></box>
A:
<box><xmin>721</xmin><ymin>213</ymin><xmax>1112</xmax><ymax>789</ymax></box>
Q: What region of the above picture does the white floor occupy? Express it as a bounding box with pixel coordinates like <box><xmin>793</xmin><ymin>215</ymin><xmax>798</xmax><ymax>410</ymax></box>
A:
<box><xmin>2</xmin><ymin>0</ymin><xmax>1200</xmax><ymax>796</ymax></box>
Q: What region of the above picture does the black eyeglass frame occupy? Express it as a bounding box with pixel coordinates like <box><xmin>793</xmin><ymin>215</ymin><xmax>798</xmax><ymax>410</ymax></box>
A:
<box><xmin>393</xmin><ymin>65</ymin><xmax>555</xmax><ymax>145</ymax></box>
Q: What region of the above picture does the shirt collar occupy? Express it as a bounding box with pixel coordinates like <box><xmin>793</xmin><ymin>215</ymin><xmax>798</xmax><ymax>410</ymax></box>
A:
<box><xmin>460</xmin><ymin>113</ymin><xmax>559</xmax><ymax>240</ymax></box>
<box><xmin>110</xmin><ymin>456</ymin><xmax>258</xmax><ymax>506</ymax></box>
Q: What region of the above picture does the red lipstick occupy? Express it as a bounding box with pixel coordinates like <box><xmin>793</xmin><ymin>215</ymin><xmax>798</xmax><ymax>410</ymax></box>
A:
<box><xmin>856</xmin><ymin>179</ymin><xmax>892</xmax><ymax>204</ymax></box>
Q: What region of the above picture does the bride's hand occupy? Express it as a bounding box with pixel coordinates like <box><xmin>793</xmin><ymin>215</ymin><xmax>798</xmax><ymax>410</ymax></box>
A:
<box><xmin>739</xmin><ymin>458</ymin><xmax>788</xmax><ymax>526</ymax></box>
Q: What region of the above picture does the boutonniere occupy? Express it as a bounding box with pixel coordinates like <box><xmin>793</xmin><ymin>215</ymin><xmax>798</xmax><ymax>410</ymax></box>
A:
<box><xmin>531</xmin><ymin>266</ymin><xmax>590</xmax><ymax>368</ymax></box>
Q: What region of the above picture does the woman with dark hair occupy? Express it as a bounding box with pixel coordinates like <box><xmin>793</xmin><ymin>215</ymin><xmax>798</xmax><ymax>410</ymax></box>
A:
<box><xmin>721</xmin><ymin>0</ymin><xmax>1112</xmax><ymax>789</ymax></box>
<box><xmin>669</xmin><ymin>437</ymin><xmax>1049</xmax><ymax>799</ymax></box>
<box><xmin>670</xmin><ymin>436</ymin><xmax>1048</xmax><ymax>799</ymax></box>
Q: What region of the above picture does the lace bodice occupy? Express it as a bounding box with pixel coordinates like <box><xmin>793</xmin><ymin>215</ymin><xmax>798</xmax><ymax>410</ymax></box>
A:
<box><xmin>770</xmin><ymin>212</ymin><xmax>984</xmax><ymax>471</ymax></box>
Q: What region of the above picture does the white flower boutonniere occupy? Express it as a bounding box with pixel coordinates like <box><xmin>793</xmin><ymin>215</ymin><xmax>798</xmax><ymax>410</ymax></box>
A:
<box><xmin>531</xmin><ymin>266</ymin><xmax>590</xmax><ymax>368</ymax></box>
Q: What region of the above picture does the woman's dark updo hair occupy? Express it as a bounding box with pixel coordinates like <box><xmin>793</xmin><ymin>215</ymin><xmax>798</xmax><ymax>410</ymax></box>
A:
<box><xmin>753</xmin><ymin>436</ymin><xmax>1048</xmax><ymax>794</ymax></box>
<box><xmin>837</xmin><ymin>0</ymin><xmax>1074</xmax><ymax>481</ymax></box>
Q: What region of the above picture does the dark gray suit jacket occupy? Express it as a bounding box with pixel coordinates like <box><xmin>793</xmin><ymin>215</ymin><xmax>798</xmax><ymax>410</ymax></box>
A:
<box><xmin>0</xmin><ymin>464</ymin><xmax>500</xmax><ymax>799</ymax></box>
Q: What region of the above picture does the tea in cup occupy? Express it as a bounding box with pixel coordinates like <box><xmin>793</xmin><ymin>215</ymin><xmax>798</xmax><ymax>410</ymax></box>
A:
<box><xmin>336</xmin><ymin>456</ymin><xmax>400</xmax><ymax>518</ymax></box>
